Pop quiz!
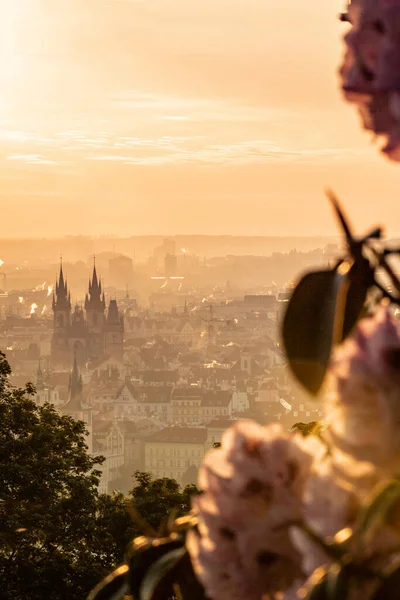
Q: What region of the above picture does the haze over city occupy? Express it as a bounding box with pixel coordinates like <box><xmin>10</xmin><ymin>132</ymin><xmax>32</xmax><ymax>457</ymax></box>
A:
<box><xmin>0</xmin><ymin>0</ymin><xmax>399</xmax><ymax>238</ymax></box>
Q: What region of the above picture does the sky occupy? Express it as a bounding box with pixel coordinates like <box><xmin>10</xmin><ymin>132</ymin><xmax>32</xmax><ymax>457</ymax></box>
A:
<box><xmin>1</xmin><ymin>0</ymin><xmax>400</xmax><ymax>238</ymax></box>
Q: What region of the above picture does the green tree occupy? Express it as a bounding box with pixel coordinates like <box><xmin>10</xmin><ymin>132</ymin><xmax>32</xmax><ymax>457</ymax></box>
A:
<box><xmin>0</xmin><ymin>352</ymin><xmax>106</xmax><ymax>599</ymax></box>
<box><xmin>130</xmin><ymin>471</ymin><xmax>198</xmax><ymax>532</ymax></box>
<box><xmin>0</xmin><ymin>351</ymin><xmax>201</xmax><ymax>599</ymax></box>
<box><xmin>92</xmin><ymin>472</ymin><xmax>199</xmax><ymax>569</ymax></box>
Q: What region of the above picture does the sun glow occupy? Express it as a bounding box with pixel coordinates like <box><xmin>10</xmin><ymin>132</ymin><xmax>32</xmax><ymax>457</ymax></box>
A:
<box><xmin>0</xmin><ymin>1</ymin><xmax>33</xmax><ymax>116</ymax></box>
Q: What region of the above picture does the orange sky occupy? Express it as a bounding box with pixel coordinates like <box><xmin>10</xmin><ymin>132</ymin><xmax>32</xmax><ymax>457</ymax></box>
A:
<box><xmin>1</xmin><ymin>0</ymin><xmax>400</xmax><ymax>238</ymax></box>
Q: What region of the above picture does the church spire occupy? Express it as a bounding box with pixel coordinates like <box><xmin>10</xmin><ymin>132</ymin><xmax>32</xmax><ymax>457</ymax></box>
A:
<box><xmin>66</xmin><ymin>352</ymin><xmax>83</xmax><ymax>411</ymax></box>
<box><xmin>54</xmin><ymin>257</ymin><xmax>71</xmax><ymax>310</ymax></box>
<box><xmin>85</xmin><ymin>256</ymin><xmax>106</xmax><ymax>320</ymax></box>
<box><xmin>87</xmin><ymin>257</ymin><xmax>102</xmax><ymax>303</ymax></box>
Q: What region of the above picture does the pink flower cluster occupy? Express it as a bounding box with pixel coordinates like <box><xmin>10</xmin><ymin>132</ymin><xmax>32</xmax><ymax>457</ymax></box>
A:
<box><xmin>340</xmin><ymin>0</ymin><xmax>400</xmax><ymax>160</ymax></box>
<box><xmin>186</xmin><ymin>422</ymin><xmax>355</xmax><ymax>599</ymax></box>
<box><xmin>187</xmin><ymin>307</ymin><xmax>400</xmax><ymax>599</ymax></box>
<box><xmin>327</xmin><ymin>307</ymin><xmax>400</xmax><ymax>478</ymax></box>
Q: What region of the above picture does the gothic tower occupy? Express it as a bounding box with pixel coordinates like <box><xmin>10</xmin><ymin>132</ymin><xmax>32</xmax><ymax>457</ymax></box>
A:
<box><xmin>85</xmin><ymin>260</ymin><xmax>106</xmax><ymax>360</ymax></box>
<box><xmin>51</xmin><ymin>261</ymin><xmax>71</xmax><ymax>365</ymax></box>
<box><xmin>105</xmin><ymin>299</ymin><xmax>124</xmax><ymax>361</ymax></box>
<box><xmin>62</xmin><ymin>354</ymin><xmax>92</xmax><ymax>452</ymax></box>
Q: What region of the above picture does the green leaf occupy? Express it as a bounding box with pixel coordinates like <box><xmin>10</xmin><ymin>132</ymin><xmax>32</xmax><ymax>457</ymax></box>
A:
<box><xmin>354</xmin><ymin>479</ymin><xmax>400</xmax><ymax>548</ymax></box>
<box><xmin>282</xmin><ymin>266</ymin><xmax>350</xmax><ymax>395</ymax></box>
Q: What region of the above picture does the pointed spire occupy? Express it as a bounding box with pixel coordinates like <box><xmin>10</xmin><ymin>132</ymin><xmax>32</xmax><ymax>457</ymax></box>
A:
<box><xmin>53</xmin><ymin>256</ymin><xmax>70</xmax><ymax>311</ymax></box>
<box><xmin>88</xmin><ymin>256</ymin><xmax>102</xmax><ymax>301</ymax></box>
<box><xmin>58</xmin><ymin>255</ymin><xmax>66</xmax><ymax>293</ymax></box>
<box><xmin>66</xmin><ymin>350</ymin><xmax>83</xmax><ymax>411</ymax></box>
<box><xmin>92</xmin><ymin>256</ymin><xmax>99</xmax><ymax>288</ymax></box>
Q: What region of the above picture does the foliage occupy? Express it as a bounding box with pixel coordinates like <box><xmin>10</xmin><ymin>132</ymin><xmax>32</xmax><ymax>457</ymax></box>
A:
<box><xmin>0</xmin><ymin>350</ymin><xmax>200</xmax><ymax>599</ymax></box>
<box><xmin>291</xmin><ymin>421</ymin><xmax>323</xmax><ymax>437</ymax></box>
<box><xmin>282</xmin><ymin>193</ymin><xmax>398</xmax><ymax>395</ymax></box>
<box><xmin>0</xmin><ymin>351</ymin><xmax>106</xmax><ymax>599</ymax></box>
<box><xmin>89</xmin><ymin>513</ymin><xmax>205</xmax><ymax>600</ymax></box>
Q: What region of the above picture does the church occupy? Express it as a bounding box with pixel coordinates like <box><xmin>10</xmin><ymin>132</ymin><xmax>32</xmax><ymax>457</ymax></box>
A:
<box><xmin>51</xmin><ymin>262</ymin><xmax>124</xmax><ymax>367</ymax></box>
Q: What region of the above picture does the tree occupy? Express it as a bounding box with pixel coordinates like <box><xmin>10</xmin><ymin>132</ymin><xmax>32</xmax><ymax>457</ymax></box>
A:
<box><xmin>181</xmin><ymin>464</ymin><xmax>199</xmax><ymax>487</ymax></box>
<box><xmin>291</xmin><ymin>421</ymin><xmax>323</xmax><ymax>437</ymax></box>
<box><xmin>0</xmin><ymin>352</ymin><xmax>106</xmax><ymax>599</ymax></box>
<box><xmin>0</xmin><ymin>351</ymin><xmax>201</xmax><ymax>599</ymax></box>
<box><xmin>91</xmin><ymin>472</ymin><xmax>199</xmax><ymax>569</ymax></box>
<box><xmin>130</xmin><ymin>471</ymin><xmax>198</xmax><ymax>532</ymax></box>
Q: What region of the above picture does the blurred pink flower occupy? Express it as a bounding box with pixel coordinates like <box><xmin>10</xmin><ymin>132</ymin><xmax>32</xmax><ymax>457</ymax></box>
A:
<box><xmin>326</xmin><ymin>307</ymin><xmax>400</xmax><ymax>475</ymax></box>
<box><xmin>290</xmin><ymin>460</ymin><xmax>358</xmax><ymax>576</ymax></box>
<box><xmin>186</xmin><ymin>421</ymin><xmax>326</xmax><ymax>600</ymax></box>
<box><xmin>340</xmin><ymin>0</ymin><xmax>400</xmax><ymax>160</ymax></box>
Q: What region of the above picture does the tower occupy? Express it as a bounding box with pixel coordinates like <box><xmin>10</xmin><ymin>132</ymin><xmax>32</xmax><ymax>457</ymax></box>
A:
<box><xmin>85</xmin><ymin>260</ymin><xmax>106</xmax><ymax>360</ymax></box>
<box><xmin>51</xmin><ymin>260</ymin><xmax>72</xmax><ymax>365</ymax></box>
<box><xmin>105</xmin><ymin>299</ymin><xmax>124</xmax><ymax>361</ymax></box>
<box><xmin>69</xmin><ymin>305</ymin><xmax>88</xmax><ymax>366</ymax></box>
<box><xmin>62</xmin><ymin>354</ymin><xmax>92</xmax><ymax>452</ymax></box>
<box><xmin>36</xmin><ymin>359</ymin><xmax>44</xmax><ymax>391</ymax></box>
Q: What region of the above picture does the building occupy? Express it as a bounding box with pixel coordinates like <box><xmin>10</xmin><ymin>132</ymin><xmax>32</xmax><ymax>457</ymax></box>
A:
<box><xmin>34</xmin><ymin>361</ymin><xmax>61</xmax><ymax>407</ymax></box>
<box><xmin>109</xmin><ymin>255</ymin><xmax>134</xmax><ymax>289</ymax></box>
<box><xmin>92</xmin><ymin>419</ymin><xmax>125</xmax><ymax>494</ymax></box>
<box><xmin>171</xmin><ymin>386</ymin><xmax>203</xmax><ymax>425</ymax></box>
<box><xmin>51</xmin><ymin>262</ymin><xmax>124</xmax><ymax>366</ymax></box>
<box><xmin>205</xmin><ymin>417</ymin><xmax>237</xmax><ymax>450</ymax></box>
<box><xmin>143</xmin><ymin>427</ymin><xmax>207</xmax><ymax>482</ymax></box>
<box><xmin>200</xmin><ymin>390</ymin><xmax>233</xmax><ymax>424</ymax></box>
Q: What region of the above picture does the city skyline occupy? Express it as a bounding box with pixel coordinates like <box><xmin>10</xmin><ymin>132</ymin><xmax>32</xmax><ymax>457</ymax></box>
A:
<box><xmin>0</xmin><ymin>0</ymin><xmax>399</xmax><ymax>238</ymax></box>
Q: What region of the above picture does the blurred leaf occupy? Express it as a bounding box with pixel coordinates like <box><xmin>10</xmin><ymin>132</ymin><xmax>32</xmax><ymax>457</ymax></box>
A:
<box><xmin>282</xmin><ymin>267</ymin><xmax>350</xmax><ymax>395</ymax></box>
<box><xmin>354</xmin><ymin>479</ymin><xmax>400</xmax><ymax>548</ymax></box>
<box><xmin>135</xmin><ymin>545</ymin><xmax>205</xmax><ymax>600</ymax></box>
<box><xmin>297</xmin><ymin>522</ymin><xmax>347</xmax><ymax>562</ymax></box>
<box><xmin>341</xmin><ymin>270</ymin><xmax>369</xmax><ymax>340</ymax></box>
<box><xmin>326</xmin><ymin>563</ymin><xmax>352</xmax><ymax>600</ymax></box>
<box><xmin>140</xmin><ymin>547</ymin><xmax>186</xmax><ymax>600</ymax></box>
<box><xmin>170</xmin><ymin>552</ymin><xmax>206</xmax><ymax>600</ymax></box>
<box><xmin>127</xmin><ymin>534</ymin><xmax>183</xmax><ymax>600</ymax></box>
<box><xmin>372</xmin><ymin>565</ymin><xmax>400</xmax><ymax>599</ymax></box>
<box><xmin>301</xmin><ymin>567</ymin><xmax>329</xmax><ymax>600</ymax></box>
<box><xmin>87</xmin><ymin>565</ymin><xmax>129</xmax><ymax>600</ymax></box>
<box><xmin>282</xmin><ymin>257</ymin><xmax>369</xmax><ymax>395</ymax></box>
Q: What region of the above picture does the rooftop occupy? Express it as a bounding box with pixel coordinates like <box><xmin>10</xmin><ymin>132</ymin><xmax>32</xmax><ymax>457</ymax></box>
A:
<box><xmin>145</xmin><ymin>427</ymin><xmax>208</xmax><ymax>445</ymax></box>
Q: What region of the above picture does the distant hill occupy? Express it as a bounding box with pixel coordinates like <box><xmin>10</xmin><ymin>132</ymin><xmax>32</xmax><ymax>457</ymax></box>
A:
<box><xmin>0</xmin><ymin>235</ymin><xmax>340</xmax><ymax>265</ymax></box>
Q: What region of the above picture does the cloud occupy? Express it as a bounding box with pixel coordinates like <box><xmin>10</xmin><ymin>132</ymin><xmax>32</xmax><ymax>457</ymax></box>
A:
<box><xmin>7</xmin><ymin>154</ymin><xmax>59</xmax><ymax>166</ymax></box>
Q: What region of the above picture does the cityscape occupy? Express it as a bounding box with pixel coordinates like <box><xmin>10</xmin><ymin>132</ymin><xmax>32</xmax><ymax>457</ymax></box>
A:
<box><xmin>0</xmin><ymin>237</ymin><xmax>339</xmax><ymax>494</ymax></box>
<box><xmin>3</xmin><ymin>1</ymin><xmax>400</xmax><ymax>599</ymax></box>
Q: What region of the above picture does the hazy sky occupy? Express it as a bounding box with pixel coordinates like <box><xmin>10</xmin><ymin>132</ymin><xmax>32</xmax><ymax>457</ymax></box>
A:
<box><xmin>1</xmin><ymin>0</ymin><xmax>400</xmax><ymax>238</ymax></box>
